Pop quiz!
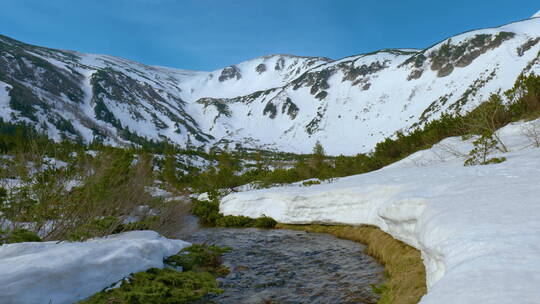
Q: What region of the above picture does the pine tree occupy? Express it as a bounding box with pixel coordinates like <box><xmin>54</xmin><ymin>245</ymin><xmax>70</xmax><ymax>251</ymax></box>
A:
<box><xmin>312</xmin><ymin>141</ymin><xmax>325</xmax><ymax>169</ymax></box>
<box><xmin>464</xmin><ymin>132</ymin><xmax>506</xmax><ymax>166</ymax></box>
<box><xmin>161</xmin><ymin>142</ymin><xmax>178</xmax><ymax>185</ymax></box>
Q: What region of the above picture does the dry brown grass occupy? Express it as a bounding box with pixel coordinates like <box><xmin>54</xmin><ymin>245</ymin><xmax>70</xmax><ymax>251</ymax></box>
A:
<box><xmin>277</xmin><ymin>224</ymin><xmax>426</xmax><ymax>304</ymax></box>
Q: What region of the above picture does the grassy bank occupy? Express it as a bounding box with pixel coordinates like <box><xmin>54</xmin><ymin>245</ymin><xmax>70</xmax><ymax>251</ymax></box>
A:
<box><xmin>81</xmin><ymin>244</ymin><xmax>230</xmax><ymax>303</ymax></box>
<box><xmin>277</xmin><ymin>224</ymin><xmax>426</xmax><ymax>304</ymax></box>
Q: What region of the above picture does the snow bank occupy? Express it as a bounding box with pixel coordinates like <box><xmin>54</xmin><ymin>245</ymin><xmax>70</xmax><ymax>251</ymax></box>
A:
<box><xmin>532</xmin><ymin>10</ymin><xmax>540</xmax><ymax>18</ymax></box>
<box><xmin>0</xmin><ymin>231</ymin><xmax>190</xmax><ymax>304</ymax></box>
<box><xmin>221</xmin><ymin>119</ymin><xmax>540</xmax><ymax>303</ymax></box>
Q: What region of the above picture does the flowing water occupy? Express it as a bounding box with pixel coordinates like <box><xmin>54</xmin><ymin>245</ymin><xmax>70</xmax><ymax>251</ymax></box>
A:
<box><xmin>182</xmin><ymin>227</ymin><xmax>385</xmax><ymax>304</ymax></box>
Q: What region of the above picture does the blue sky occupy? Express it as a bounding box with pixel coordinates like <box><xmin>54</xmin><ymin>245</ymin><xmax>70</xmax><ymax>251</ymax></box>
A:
<box><xmin>0</xmin><ymin>0</ymin><xmax>537</xmax><ymax>71</ymax></box>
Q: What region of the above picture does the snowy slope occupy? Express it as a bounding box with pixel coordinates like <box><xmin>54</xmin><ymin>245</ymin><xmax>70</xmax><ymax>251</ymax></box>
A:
<box><xmin>0</xmin><ymin>231</ymin><xmax>190</xmax><ymax>304</ymax></box>
<box><xmin>0</xmin><ymin>15</ymin><xmax>540</xmax><ymax>154</ymax></box>
<box><xmin>221</xmin><ymin>118</ymin><xmax>540</xmax><ymax>303</ymax></box>
<box><xmin>203</xmin><ymin>18</ymin><xmax>540</xmax><ymax>154</ymax></box>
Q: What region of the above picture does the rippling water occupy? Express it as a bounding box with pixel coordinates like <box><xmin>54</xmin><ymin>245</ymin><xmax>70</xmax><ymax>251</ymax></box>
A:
<box><xmin>183</xmin><ymin>228</ymin><xmax>384</xmax><ymax>304</ymax></box>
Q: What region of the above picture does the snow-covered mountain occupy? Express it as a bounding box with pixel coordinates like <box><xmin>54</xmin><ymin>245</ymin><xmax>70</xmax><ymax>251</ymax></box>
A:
<box><xmin>1</xmin><ymin>14</ymin><xmax>540</xmax><ymax>154</ymax></box>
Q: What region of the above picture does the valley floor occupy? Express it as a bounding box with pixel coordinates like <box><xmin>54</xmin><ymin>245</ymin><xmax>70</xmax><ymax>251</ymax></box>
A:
<box><xmin>221</xmin><ymin>118</ymin><xmax>540</xmax><ymax>303</ymax></box>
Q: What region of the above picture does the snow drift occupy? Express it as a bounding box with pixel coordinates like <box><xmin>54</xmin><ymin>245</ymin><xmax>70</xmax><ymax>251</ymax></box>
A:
<box><xmin>0</xmin><ymin>231</ymin><xmax>190</xmax><ymax>304</ymax></box>
<box><xmin>221</xmin><ymin>118</ymin><xmax>540</xmax><ymax>303</ymax></box>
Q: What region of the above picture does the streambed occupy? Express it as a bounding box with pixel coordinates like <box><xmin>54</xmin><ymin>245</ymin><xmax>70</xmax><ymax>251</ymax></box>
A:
<box><xmin>183</xmin><ymin>228</ymin><xmax>384</xmax><ymax>304</ymax></box>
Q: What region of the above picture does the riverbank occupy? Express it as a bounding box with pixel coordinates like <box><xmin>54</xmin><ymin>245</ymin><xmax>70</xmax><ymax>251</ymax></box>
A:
<box><xmin>278</xmin><ymin>224</ymin><xmax>426</xmax><ymax>304</ymax></box>
<box><xmin>221</xmin><ymin>119</ymin><xmax>540</xmax><ymax>303</ymax></box>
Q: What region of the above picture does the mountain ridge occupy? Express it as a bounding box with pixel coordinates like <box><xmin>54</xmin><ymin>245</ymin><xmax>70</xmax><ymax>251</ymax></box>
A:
<box><xmin>1</xmin><ymin>15</ymin><xmax>539</xmax><ymax>155</ymax></box>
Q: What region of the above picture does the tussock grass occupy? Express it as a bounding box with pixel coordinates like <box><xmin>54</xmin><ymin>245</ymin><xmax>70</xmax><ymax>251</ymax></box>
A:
<box><xmin>277</xmin><ymin>224</ymin><xmax>426</xmax><ymax>304</ymax></box>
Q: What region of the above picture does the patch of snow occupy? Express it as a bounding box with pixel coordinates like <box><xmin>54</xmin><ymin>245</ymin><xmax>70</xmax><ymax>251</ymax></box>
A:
<box><xmin>0</xmin><ymin>231</ymin><xmax>190</xmax><ymax>304</ymax></box>
<box><xmin>196</xmin><ymin>192</ymin><xmax>211</xmax><ymax>201</ymax></box>
<box><xmin>0</xmin><ymin>81</ymin><xmax>14</xmax><ymax>121</ymax></box>
<box><xmin>532</xmin><ymin>10</ymin><xmax>540</xmax><ymax>18</ymax></box>
<box><xmin>146</xmin><ymin>185</ymin><xmax>174</xmax><ymax>198</ymax></box>
<box><xmin>221</xmin><ymin>118</ymin><xmax>540</xmax><ymax>303</ymax></box>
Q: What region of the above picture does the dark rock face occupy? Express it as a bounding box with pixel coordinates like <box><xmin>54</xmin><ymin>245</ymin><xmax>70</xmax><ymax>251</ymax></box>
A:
<box><xmin>0</xmin><ymin>38</ymin><xmax>84</xmax><ymax>105</ymax></box>
<box><xmin>407</xmin><ymin>69</ymin><xmax>423</xmax><ymax>81</ymax></box>
<box><xmin>263</xmin><ymin>102</ymin><xmax>277</xmax><ymax>119</ymax></box>
<box><xmin>0</xmin><ymin>36</ymin><xmax>86</xmax><ymax>136</ymax></box>
<box><xmin>219</xmin><ymin>65</ymin><xmax>242</xmax><ymax>82</ymax></box>
<box><xmin>0</xmin><ymin>34</ymin><xmax>215</xmax><ymax>145</ymax></box>
<box><xmin>282</xmin><ymin>98</ymin><xmax>299</xmax><ymax>119</ymax></box>
<box><xmin>91</xmin><ymin>68</ymin><xmax>212</xmax><ymax>143</ymax></box>
<box><xmin>400</xmin><ymin>32</ymin><xmax>516</xmax><ymax>79</ymax></box>
<box><xmin>255</xmin><ymin>63</ymin><xmax>267</xmax><ymax>74</ymax></box>
<box><xmin>292</xmin><ymin>68</ymin><xmax>335</xmax><ymax>97</ymax></box>
<box><xmin>315</xmin><ymin>91</ymin><xmax>328</xmax><ymax>100</ymax></box>
<box><xmin>517</xmin><ymin>38</ymin><xmax>540</xmax><ymax>57</ymax></box>
<box><xmin>341</xmin><ymin>61</ymin><xmax>387</xmax><ymax>82</ymax></box>
<box><xmin>275</xmin><ymin>57</ymin><xmax>285</xmax><ymax>71</ymax></box>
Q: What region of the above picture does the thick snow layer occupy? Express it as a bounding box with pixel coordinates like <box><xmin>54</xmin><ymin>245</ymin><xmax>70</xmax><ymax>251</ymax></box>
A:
<box><xmin>221</xmin><ymin>118</ymin><xmax>540</xmax><ymax>303</ymax></box>
<box><xmin>0</xmin><ymin>231</ymin><xmax>190</xmax><ymax>304</ymax></box>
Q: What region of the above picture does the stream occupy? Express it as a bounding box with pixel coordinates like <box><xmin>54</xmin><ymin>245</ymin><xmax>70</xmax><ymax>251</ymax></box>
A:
<box><xmin>180</xmin><ymin>227</ymin><xmax>385</xmax><ymax>304</ymax></box>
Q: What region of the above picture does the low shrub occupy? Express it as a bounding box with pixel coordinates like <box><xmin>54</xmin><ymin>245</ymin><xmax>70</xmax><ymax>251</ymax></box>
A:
<box><xmin>3</xmin><ymin>228</ymin><xmax>42</xmax><ymax>243</ymax></box>
<box><xmin>301</xmin><ymin>180</ymin><xmax>321</xmax><ymax>186</ymax></box>
<box><xmin>252</xmin><ymin>216</ymin><xmax>278</xmax><ymax>229</ymax></box>
<box><xmin>464</xmin><ymin>133</ymin><xmax>507</xmax><ymax>166</ymax></box>
<box><xmin>114</xmin><ymin>216</ymin><xmax>160</xmax><ymax>234</ymax></box>
<box><xmin>68</xmin><ymin>215</ymin><xmax>165</xmax><ymax>241</ymax></box>
<box><xmin>68</xmin><ymin>216</ymin><xmax>119</xmax><ymax>241</ymax></box>
<box><xmin>190</xmin><ymin>199</ymin><xmax>221</xmax><ymax>226</ymax></box>
<box><xmin>191</xmin><ymin>199</ymin><xmax>277</xmax><ymax>229</ymax></box>
<box><xmin>215</xmin><ymin>215</ymin><xmax>254</xmax><ymax>227</ymax></box>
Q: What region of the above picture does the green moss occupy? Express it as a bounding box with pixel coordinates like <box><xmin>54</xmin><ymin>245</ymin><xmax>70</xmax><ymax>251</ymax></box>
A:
<box><xmin>165</xmin><ymin>244</ymin><xmax>231</xmax><ymax>274</ymax></box>
<box><xmin>80</xmin><ymin>268</ymin><xmax>222</xmax><ymax>304</ymax></box>
<box><xmin>82</xmin><ymin>244</ymin><xmax>231</xmax><ymax>303</ymax></box>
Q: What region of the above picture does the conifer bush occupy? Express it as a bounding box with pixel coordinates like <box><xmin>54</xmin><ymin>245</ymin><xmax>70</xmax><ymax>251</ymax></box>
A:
<box><xmin>464</xmin><ymin>133</ymin><xmax>506</xmax><ymax>166</ymax></box>
<box><xmin>191</xmin><ymin>199</ymin><xmax>277</xmax><ymax>228</ymax></box>
<box><xmin>2</xmin><ymin>228</ymin><xmax>42</xmax><ymax>244</ymax></box>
